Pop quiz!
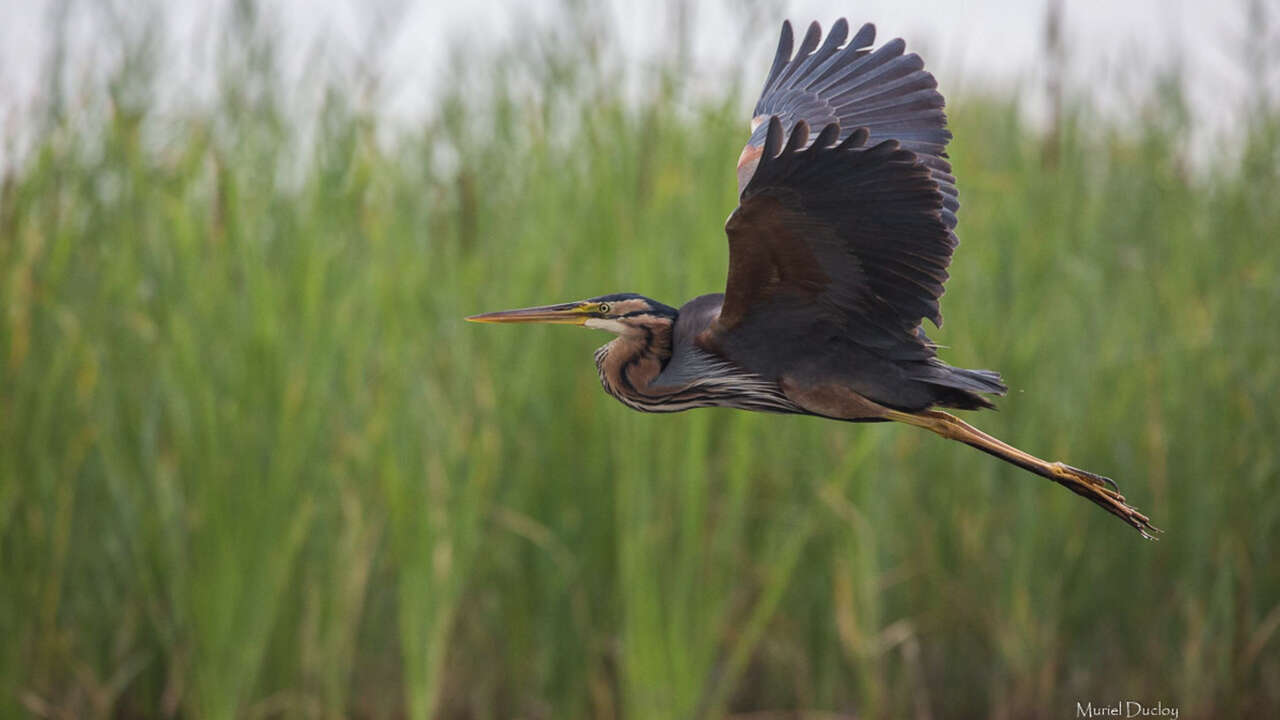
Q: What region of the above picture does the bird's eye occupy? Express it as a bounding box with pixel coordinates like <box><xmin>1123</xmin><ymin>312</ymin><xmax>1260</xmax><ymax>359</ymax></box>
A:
<box><xmin>597</xmin><ymin>303</ymin><xmax>610</xmax><ymax>314</ymax></box>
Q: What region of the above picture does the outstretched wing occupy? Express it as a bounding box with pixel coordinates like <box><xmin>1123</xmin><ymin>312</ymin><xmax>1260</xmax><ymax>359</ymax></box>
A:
<box><xmin>735</xmin><ymin>19</ymin><xmax>957</xmax><ymax>232</ymax></box>
<box><xmin>705</xmin><ymin>118</ymin><xmax>955</xmax><ymax>379</ymax></box>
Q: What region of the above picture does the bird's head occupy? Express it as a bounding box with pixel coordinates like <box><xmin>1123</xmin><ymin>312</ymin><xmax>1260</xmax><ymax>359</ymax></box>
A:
<box><xmin>466</xmin><ymin>293</ymin><xmax>677</xmax><ymax>336</ymax></box>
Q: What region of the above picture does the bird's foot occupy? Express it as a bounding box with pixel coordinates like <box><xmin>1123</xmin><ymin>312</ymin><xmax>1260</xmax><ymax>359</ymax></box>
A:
<box><xmin>1048</xmin><ymin>462</ymin><xmax>1162</xmax><ymax>540</ymax></box>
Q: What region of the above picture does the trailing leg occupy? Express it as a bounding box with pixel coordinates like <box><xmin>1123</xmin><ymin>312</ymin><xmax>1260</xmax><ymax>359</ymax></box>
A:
<box><xmin>884</xmin><ymin>409</ymin><xmax>1160</xmax><ymax>539</ymax></box>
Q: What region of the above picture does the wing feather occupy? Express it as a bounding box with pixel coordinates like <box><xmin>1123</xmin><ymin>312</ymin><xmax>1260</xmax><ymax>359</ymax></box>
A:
<box><xmin>708</xmin><ymin>20</ymin><xmax>1004</xmax><ymax>409</ymax></box>
<box><xmin>709</xmin><ymin>118</ymin><xmax>955</xmax><ymax>377</ymax></box>
<box><xmin>737</xmin><ymin>20</ymin><xmax>956</xmax><ymax>223</ymax></box>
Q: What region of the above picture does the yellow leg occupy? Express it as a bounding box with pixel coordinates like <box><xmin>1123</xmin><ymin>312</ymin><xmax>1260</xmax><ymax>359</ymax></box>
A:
<box><xmin>884</xmin><ymin>409</ymin><xmax>1160</xmax><ymax>539</ymax></box>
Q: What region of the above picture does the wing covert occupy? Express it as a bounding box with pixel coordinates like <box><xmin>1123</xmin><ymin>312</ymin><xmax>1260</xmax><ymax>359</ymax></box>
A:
<box><xmin>709</xmin><ymin>118</ymin><xmax>955</xmax><ymax>367</ymax></box>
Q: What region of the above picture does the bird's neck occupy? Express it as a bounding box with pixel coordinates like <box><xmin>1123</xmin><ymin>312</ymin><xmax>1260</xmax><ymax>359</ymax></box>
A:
<box><xmin>594</xmin><ymin>322</ymin><xmax>674</xmax><ymax>404</ymax></box>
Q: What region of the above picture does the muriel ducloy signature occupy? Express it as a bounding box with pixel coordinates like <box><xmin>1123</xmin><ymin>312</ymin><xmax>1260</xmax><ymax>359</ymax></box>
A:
<box><xmin>1076</xmin><ymin>701</ymin><xmax>1179</xmax><ymax>718</ymax></box>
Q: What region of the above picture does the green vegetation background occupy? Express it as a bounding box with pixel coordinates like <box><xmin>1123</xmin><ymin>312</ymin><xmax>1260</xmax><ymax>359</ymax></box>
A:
<box><xmin>2</xmin><ymin>2</ymin><xmax>1278</xmax><ymax>718</ymax></box>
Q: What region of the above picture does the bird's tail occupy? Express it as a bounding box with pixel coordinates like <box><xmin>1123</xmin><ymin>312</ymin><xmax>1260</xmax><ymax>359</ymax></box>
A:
<box><xmin>913</xmin><ymin>364</ymin><xmax>1008</xmax><ymax>411</ymax></box>
<box><xmin>883</xmin><ymin>408</ymin><xmax>1160</xmax><ymax>539</ymax></box>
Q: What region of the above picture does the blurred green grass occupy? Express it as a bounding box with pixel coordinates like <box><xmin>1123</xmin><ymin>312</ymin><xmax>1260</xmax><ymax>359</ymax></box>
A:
<box><xmin>2</xmin><ymin>3</ymin><xmax>1279</xmax><ymax>719</ymax></box>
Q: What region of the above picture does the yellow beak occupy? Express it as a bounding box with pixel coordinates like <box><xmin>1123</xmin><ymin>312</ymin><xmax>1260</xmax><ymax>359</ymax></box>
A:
<box><xmin>465</xmin><ymin>302</ymin><xmax>588</xmax><ymax>325</ymax></box>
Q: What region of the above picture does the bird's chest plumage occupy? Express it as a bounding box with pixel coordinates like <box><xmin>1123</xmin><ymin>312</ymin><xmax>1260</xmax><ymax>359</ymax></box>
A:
<box><xmin>594</xmin><ymin>333</ymin><xmax>800</xmax><ymax>416</ymax></box>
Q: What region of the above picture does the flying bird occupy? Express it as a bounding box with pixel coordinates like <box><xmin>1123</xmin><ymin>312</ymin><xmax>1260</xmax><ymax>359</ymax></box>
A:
<box><xmin>468</xmin><ymin>19</ymin><xmax>1158</xmax><ymax>538</ymax></box>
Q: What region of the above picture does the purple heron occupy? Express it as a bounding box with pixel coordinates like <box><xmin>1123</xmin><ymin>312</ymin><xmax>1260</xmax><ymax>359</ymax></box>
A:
<box><xmin>468</xmin><ymin>19</ymin><xmax>1157</xmax><ymax>538</ymax></box>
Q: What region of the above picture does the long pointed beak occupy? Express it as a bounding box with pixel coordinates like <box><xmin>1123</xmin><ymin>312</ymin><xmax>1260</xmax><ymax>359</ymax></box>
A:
<box><xmin>466</xmin><ymin>302</ymin><xmax>588</xmax><ymax>325</ymax></box>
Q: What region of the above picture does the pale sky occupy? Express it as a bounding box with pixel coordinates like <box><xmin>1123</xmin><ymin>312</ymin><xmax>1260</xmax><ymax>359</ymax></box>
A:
<box><xmin>0</xmin><ymin>0</ymin><xmax>1272</xmax><ymax>165</ymax></box>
